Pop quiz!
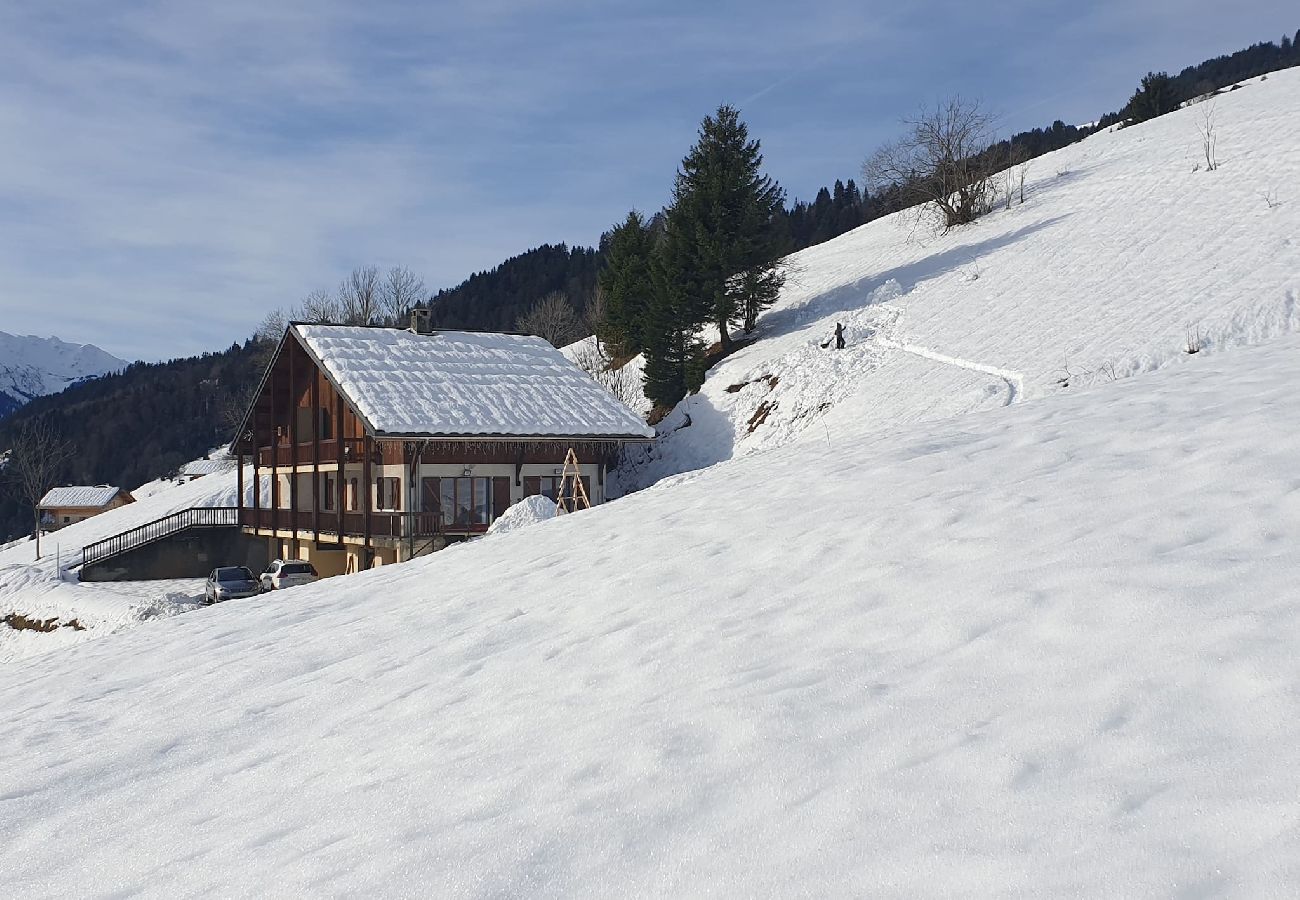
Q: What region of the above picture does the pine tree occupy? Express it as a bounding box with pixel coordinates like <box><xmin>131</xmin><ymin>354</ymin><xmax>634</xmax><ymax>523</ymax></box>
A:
<box><xmin>1125</xmin><ymin>72</ymin><xmax>1180</xmax><ymax>124</ymax></box>
<box><xmin>597</xmin><ymin>210</ymin><xmax>656</xmax><ymax>357</ymax></box>
<box><xmin>668</xmin><ymin>104</ymin><xmax>786</xmax><ymax>354</ymax></box>
<box><xmin>641</xmin><ymin>238</ymin><xmax>705</xmax><ymax>408</ymax></box>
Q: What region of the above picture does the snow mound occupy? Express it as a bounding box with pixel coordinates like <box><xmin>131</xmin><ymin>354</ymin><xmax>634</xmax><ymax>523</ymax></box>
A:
<box><xmin>486</xmin><ymin>495</ymin><xmax>558</xmax><ymax>535</ymax></box>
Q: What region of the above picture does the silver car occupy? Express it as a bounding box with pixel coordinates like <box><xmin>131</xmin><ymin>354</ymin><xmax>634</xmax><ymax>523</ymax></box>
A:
<box><xmin>205</xmin><ymin>566</ymin><xmax>261</xmax><ymax>603</ymax></box>
<box><xmin>259</xmin><ymin>559</ymin><xmax>319</xmax><ymax>592</ymax></box>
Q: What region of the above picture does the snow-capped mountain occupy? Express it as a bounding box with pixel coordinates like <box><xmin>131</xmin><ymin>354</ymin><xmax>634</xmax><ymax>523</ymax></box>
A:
<box><xmin>0</xmin><ymin>331</ymin><xmax>128</xmax><ymax>418</ymax></box>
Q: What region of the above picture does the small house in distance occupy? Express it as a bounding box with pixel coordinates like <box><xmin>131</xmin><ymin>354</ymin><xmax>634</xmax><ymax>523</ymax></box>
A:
<box><xmin>39</xmin><ymin>486</ymin><xmax>135</xmax><ymax>530</ymax></box>
<box><xmin>178</xmin><ymin>458</ymin><xmax>229</xmax><ymax>481</ymax></box>
<box><xmin>230</xmin><ymin>316</ymin><xmax>654</xmax><ymax>576</ymax></box>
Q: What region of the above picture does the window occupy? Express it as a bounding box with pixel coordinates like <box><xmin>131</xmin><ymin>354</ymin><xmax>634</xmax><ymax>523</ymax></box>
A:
<box><xmin>433</xmin><ymin>477</ymin><xmax>492</xmax><ymax>528</ymax></box>
<box><xmin>526</xmin><ymin>475</ymin><xmax>591</xmax><ymax>505</ymax></box>
<box><xmin>62</xmin><ymin>516</ymin><xmax>70</xmax><ymax>524</ymax></box>
<box><xmin>348</xmin><ymin>478</ymin><xmax>359</xmax><ymax>511</ymax></box>
<box><xmin>375</xmin><ymin>477</ymin><xmax>401</xmax><ymax>511</ymax></box>
<box><xmin>322</xmin><ymin>474</ymin><xmax>335</xmax><ymax>511</ymax></box>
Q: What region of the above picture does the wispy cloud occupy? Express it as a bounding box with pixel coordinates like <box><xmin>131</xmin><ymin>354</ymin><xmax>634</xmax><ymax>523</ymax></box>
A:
<box><xmin>0</xmin><ymin>0</ymin><xmax>1293</xmax><ymax>359</ymax></box>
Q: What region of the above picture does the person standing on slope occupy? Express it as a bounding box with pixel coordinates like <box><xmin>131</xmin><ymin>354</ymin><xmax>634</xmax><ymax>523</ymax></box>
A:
<box><xmin>822</xmin><ymin>322</ymin><xmax>847</xmax><ymax>350</ymax></box>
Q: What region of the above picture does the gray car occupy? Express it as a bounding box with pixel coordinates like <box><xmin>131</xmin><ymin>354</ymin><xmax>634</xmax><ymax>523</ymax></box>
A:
<box><xmin>205</xmin><ymin>566</ymin><xmax>261</xmax><ymax>604</ymax></box>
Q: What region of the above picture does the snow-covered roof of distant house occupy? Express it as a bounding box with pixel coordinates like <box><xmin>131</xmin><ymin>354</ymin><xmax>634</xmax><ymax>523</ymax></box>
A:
<box><xmin>179</xmin><ymin>459</ymin><xmax>228</xmax><ymax>476</ymax></box>
<box><xmin>292</xmin><ymin>325</ymin><xmax>654</xmax><ymax>439</ymax></box>
<box><xmin>38</xmin><ymin>486</ymin><xmax>129</xmax><ymax>508</ymax></box>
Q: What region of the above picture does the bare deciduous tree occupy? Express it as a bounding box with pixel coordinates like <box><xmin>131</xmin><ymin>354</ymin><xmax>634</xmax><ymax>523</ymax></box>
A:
<box><xmin>298</xmin><ymin>288</ymin><xmax>341</xmax><ymax>324</ymax></box>
<box><xmin>1197</xmin><ymin>102</ymin><xmax>1218</xmax><ymax>172</ymax></box>
<box><xmin>1002</xmin><ymin>142</ymin><xmax>1029</xmax><ymax>210</ymax></box>
<box><xmin>3</xmin><ymin>418</ymin><xmax>73</xmax><ymax>559</ymax></box>
<box><xmin>583</xmin><ymin>284</ymin><xmax>608</xmax><ymax>344</ymax></box>
<box><xmin>338</xmin><ymin>265</ymin><xmax>381</xmax><ymax>325</ymax></box>
<box><xmin>255</xmin><ymin>307</ymin><xmax>288</xmax><ymax>343</ymax></box>
<box><xmin>571</xmin><ymin>339</ymin><xmax>644</xmax><ymax>410</ymax></box>
<box><xmin>864</xmin><ymin>97</ymin><xmax>998</xmax><ymax>231</ymax></box>
<box><xmin>379</xmin><ymin>266</ymin><xmax>426</xmax><ymax>325</ymax></box>
<box><xmin>515</xmin><ymin>291</ymin><xmax>584</xmax><ymax>347</ymax></box>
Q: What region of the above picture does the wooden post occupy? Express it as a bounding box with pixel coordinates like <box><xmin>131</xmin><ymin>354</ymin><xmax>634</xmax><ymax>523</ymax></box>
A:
<box><xmin>363</xmin><ymin>433</ymin><xmax>373</xmax><ymax>565</ymax></box>
<box><xmin>270</xmin><ymin>358</ymin><xmax>279</xmax><ymax>534</ymax></box>
<box><xmin>311</xmin><ymin>368</ymin><xmax>320</xmax><ymax>544</ymax></box>
<box><xmin>289</xmin><ymin>337</ymin><xmax>299</xmax><ymax>541</ymax></box>
<box><xmin>237</xmin><ymin>449</ymin><xmax>245</xmax><ymax>524</ymax></box>
<box><xmin>336</xmin><ymin>392</ymin><xmax>345</xmax><ymax>536</ymax></box>
<box><xmin>251</xmin><ymin>415</ymin><xmax>260</xmax><ymax>526</ymax></box>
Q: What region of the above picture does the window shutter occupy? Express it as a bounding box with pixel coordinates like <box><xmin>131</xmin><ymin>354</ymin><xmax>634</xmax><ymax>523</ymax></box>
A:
<box><xmin>523</xmin><ymin>476</ymin><xmax>541</xmax><ymax>497</ymax></box>
<box><xmin>492</xmin><ymin>477</ymin><xmax>511</xmax><ymax>520</ymax></box>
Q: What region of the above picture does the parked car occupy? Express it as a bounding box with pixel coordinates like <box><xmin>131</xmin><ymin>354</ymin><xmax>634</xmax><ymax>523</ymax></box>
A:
<box><xmin>205</xmin><ymin>566</ymin><xmax>261</xmax><ymax>604</ymax></box>
<box><xmin>260</xmin><ymin>559</ymin><xmax>319</xmax><ymax>592</ymax></box>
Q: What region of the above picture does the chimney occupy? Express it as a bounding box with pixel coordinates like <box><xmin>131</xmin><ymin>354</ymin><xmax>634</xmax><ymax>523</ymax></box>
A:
<box><xmin>410</xmin><ymin>307</ymin><xmax>434</xmax><ymax>335</ymax></box>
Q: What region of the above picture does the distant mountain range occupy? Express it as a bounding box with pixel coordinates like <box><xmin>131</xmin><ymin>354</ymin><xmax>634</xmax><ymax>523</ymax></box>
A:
<box><xmin>0</xmin><ymin>331</ymin><xmax>128</xmax><ymax>419</ymax></box>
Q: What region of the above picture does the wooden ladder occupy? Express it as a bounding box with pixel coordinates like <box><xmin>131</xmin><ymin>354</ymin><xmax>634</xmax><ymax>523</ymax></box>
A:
<box><xmin>555</xmin><ymin>448</ymin><xmax>591</xmax><ymax>514</ymax></box>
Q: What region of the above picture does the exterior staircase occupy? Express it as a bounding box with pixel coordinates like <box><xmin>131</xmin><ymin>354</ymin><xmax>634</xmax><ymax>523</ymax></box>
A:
<box><xmin>79</xmin><ymin>507</ymin><xmax>240</xmax><ymax>571</ymax></box>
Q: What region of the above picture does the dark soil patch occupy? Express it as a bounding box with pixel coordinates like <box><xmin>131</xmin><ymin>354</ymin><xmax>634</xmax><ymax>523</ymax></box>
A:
<box><xmin>702</xmin><ymin>337</ymin><xmax>755</xmax><ymax>372</ymax></box>
<box><xmin>647</xmin><ymin>405</ymin><xmax>675</xmax><ymax>427</ymax></box>
<box><xmin>747</xmin><ymin>401</ymin><xmax>776</xmax><ymax>434</ymax></box>
<box><xmin>726</xmin><ymin>373</ymin><xmax>779</xmax><ymax>394</ymax></box>
<box><xmin>3</xmin><ymin>613</ymin><xmax>86</xmax><ymax>633</ymax></box>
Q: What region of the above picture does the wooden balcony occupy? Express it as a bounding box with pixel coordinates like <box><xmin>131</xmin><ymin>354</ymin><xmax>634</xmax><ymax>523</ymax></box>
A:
<box><xmin>239</xmin><ymin>508</ymin><xmax>451</xmax><ymax>538</ymax></box>
<box><xmin>256</xmin><ymin>438</ymin><xmax>368</xmax><ymax>468</ymax></box>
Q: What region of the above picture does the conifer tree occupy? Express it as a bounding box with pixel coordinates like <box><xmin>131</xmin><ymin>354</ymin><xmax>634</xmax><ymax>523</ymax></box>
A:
<box><xmin>667</xmin><ymin>104</ymin><xmax>785</xmax><ymax>354</ymax></box>
<box><xmin>641</xmin><ymin>239</ymin><xmax>704</xmax><ymax>408</ymax></box>
<box><xmin>597</xmin><ymin>210</ymin><xmax>656</xmax><ymax>357</ymax></box>
<box><xmin>1125</xmin><ymin>72</ymin><xmax>1180</xmax><ymax>124</ymax></box>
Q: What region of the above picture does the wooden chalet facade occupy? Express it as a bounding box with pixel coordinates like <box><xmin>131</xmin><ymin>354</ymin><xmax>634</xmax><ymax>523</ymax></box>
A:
<box><xmin>39</xmin><ymin>486</ymin><xmax>135</xmax><ymax>530</ymax></box>
<box><xmin>230</xmin><ymin>320</ymin><xmax>653</xmax><ymax>575</ymax></box>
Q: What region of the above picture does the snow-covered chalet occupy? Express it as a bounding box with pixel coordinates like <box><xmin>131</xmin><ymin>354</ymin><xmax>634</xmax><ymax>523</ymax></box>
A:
<box><xmin>38</xmin><ymin>485</ymin><xmax>135</xmax><ymax>529</ymax></box>
<box><xmin>230</xmin><ymin>314</ymin><xmax>653</xmax><ymax>575</ymax></box>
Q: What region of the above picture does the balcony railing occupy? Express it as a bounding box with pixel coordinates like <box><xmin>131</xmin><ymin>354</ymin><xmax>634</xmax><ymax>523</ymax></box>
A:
<box><xmin>256</xmin><ymin>438</ymin><xmax>366</xmax><ymax>468</ymax></box>
<box><xmin>239</xmin><ymin>508</ymin><xmax>449</xmax><ymax>538</ymax></box>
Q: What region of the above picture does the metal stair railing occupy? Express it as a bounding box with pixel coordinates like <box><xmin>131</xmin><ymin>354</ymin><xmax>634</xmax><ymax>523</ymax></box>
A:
<box><xmin>79</xmin><ymin>507</ymin><xmax>240</xmax><ymax>569</ymax></box>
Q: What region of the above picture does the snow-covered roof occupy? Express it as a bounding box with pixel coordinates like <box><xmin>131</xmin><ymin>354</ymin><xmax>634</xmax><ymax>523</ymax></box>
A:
<box><xmin>293</xmin><ymin>325</ymin><xmax>654</xmax><ymax>439</ymax></box>
<box><xmin>38</xmin><ymin>486</ymin><xmax>127</xmax><ymax>508</ymax></box>
<box><xmin>179</xmin><ymin>459</ymin><xmax>228</xmax><ymax>476</ymax></box>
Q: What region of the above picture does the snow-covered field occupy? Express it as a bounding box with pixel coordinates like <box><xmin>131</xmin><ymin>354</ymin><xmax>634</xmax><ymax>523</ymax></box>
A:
<box><xmin>620</xmin><ymin>70</ymin><xmax>1300</xmax><ymax>488</ymax></box>
<box><xmin>0</xmin><ymin>464</ymin><xmax>256</xmax><ymax>662</ymax></box>
<box><xmin>3</xmin><ymin>69</ymin><xmax>1300</xmax><ymax>895</ymax></box>
<box><xmin>4</xmin><ymin>333</ymin><xmax>1300</xmax><ymax>896</ymax></box>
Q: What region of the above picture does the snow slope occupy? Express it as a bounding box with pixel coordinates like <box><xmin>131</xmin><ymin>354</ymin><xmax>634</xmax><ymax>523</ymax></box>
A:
<box><xmin>0</xmin><ymin>330</ymin><xmax>127</xmax><ymax>418</ymax></box>
<box><xmin>622</xmin><ymin>70</ymin><xmax>1300</xmax><ymax>488</ymax></box>
<box><xmin>4</xmin><ymin>335</ymin><xmax>1300</xmax><ymax>896</ymax></box>
<box><xmin>0</xmin><ymin>464</ymin><xmax>261</xmax><ymax>663</ymax></box>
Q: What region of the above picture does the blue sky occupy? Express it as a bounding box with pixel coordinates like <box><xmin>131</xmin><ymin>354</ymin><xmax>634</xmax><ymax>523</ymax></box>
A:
<box><xmin>0</xmin><ymin>0</ymin><xmax>1293</xmax><ymax>360</ymax></box>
